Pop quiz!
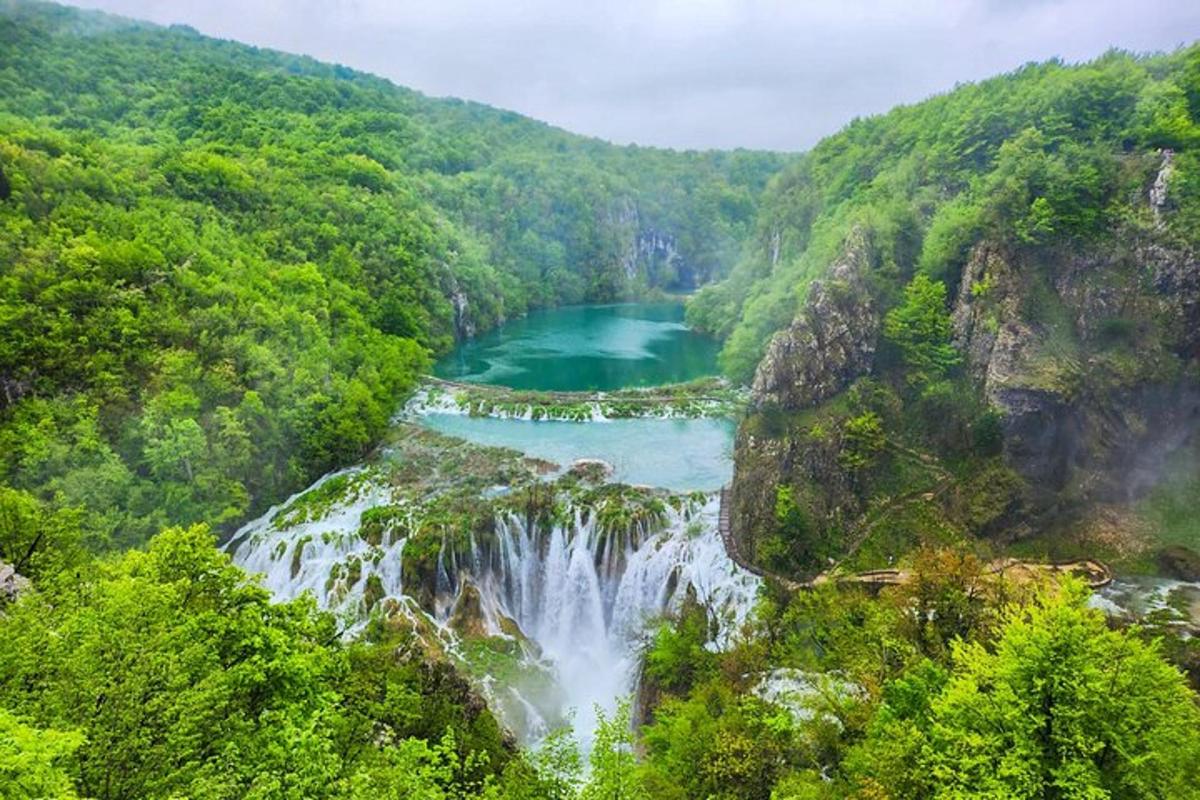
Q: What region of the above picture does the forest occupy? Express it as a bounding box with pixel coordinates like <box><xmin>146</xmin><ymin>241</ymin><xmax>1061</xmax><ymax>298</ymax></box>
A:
<box><xmin>0</xmin><ymin>0</ymin><xmax>784</xmax><ymax>550</ymax></box>
<box><xmin>3</xmin><ymin>1</ymin><xmax>1200</xmax><ymax>799</ymax></box>
<box><xmin>689</xmin><ymin>44</ymin><xmax>1200</xmax><ymax>380</ymax></box>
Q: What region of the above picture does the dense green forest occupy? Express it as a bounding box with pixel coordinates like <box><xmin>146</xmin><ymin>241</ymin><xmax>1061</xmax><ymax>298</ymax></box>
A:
<box><xmin>0</xmin><ymin>0</ymin><xmax>784</xmax><ymax>550</ymax></box>
<box><xmin>712</xmin><ymin>43</ymin><xmax>1200</xmax><ymax>584</ymax></box>
<box><xmin>689</xmin><ymin>45</ymin><xmax>1200</xmax><ymax>379</ymax></box>
<box><xmin>3</xmin><ymin>1</ymin><xmax>1200</xmax><ymax>798</ymax></box>
<box><xmin>5</xmin><ymin>526</ymin><xmax>1199</xmax><ymax>798</ymax></box>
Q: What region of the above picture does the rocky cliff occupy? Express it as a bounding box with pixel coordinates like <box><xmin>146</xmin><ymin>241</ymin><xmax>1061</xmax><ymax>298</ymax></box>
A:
<box><xmin>608</xmin><ymin>198</ymin><xmax>702</xmax><ymax>292</ymax></box>
<box><xmin>0</xmin><ymin>562</ymin><xmax>29</xmax><ymax>606</ymax></box>
<box><xmin>731</xmin><ymin>157</ymin><xmax>1200</xmax><ymax>577</ymax></box>
<box><xmin>750</xmin><ymin>228</ymin><xmax>879</xmax><ymax>410</ymax></box>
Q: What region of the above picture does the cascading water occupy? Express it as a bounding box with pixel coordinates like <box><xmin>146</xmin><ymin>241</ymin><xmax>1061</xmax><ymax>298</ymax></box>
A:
<box><xmin>230</xmin><ymin>477</ymin><xmax>759</xmax><ymax>747</ymax></box>
<box><xmin>441</xmin><ymin>498</ymin><xmax>759</xmax><ymax>744</ymax></box>
<box><xmin>229</xmin><ymin>303</ymin><xmax>756</xmax><ymax>748</ymax></box>
<box><xmin>230</xmin><ymin>469</ymin><xmax>402</xmax><ymax>624</ymax></box>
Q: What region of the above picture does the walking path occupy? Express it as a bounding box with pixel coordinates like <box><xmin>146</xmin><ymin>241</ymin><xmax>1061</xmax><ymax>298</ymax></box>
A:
<box><xmin>717</xmin><ymin>485</ymin><xmax>1113</xmax><ymax>591</ymax></box>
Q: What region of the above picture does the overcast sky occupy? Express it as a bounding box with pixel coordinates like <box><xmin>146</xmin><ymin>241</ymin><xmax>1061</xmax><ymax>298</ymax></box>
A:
<box><xmin>70</xmin><ymin>0</ymin><xmax>1200</xmax><ymax>151</ymax></box>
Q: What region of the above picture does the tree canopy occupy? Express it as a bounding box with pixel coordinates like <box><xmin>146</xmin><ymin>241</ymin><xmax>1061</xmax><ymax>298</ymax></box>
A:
<box><xmin>0</xmin><ymin>0</ymin><xmax>786</xmax><ymax>548</ymax></box>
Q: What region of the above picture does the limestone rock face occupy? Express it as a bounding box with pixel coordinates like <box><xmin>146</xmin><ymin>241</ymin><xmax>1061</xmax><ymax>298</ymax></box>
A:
<box><xmin>952</xmin><ymin>243</ymin><xmax>1028</xmax><ymax>395</ymax></box>
<box><xmin>608</xmin><ymin>198</ymin><xmax>698</xmax><ymax>289</ymax></box>
<box><xmin>1144</xmin><ymin>241</ymin><xmax>1200</xmax><ymax>358</ymax></box>
<box><xmin>732</xmin><ymin>204</ymin><xmax>1200</xmax><ymax>573</ymax></box>
<box><xmin>732</xmin><ymin>231</ymin><xmax>876</xmax><ymax>576</ymax></box>
<box><xmin>448</xmin><ymin>580</ymin><xmax>490</xmax><ymax>639</ymax></box>
<box><xmin>0</xmin><ymin>562</ymin><xmax>29</xmax><ymax>606</ymax></box>
<box><xmin>951</xmin><ymin>236</ymin><xmax>1200</xmax><ymax>519</ymax></box>
<box><xmin>1150</xmin><ymin>148</ymin><xmax>1175</xmax><ymax>223</ymax></box>
<box><xmin>731</xmin><ymin>423</ymin><xmax>857</xmax><ymax>575</ymax></box>
<box><xmin>1158</xmin><ymin>545</ymin><xmax>1200</xmax><ymax>582</ymax></box>
<box><xmin>751</xmin><ymin>230</ymin><xmax>878</xmax><ymax>410</ymax></box>
<box><xmin>728</xmin><ymin>145</ymin><xmax>1200</xmax><ymax>580</ymax></box>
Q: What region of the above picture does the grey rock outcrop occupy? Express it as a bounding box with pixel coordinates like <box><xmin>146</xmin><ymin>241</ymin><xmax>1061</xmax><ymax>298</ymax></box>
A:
<box><xmin>1151</xmin><ymin>149</ymin><xmax>1174</xmax><ymax>223</ymax></box>
<box><xmin>951</xmin><ymin>234</ymin><xmax>1200</xmax><ymax>517</ymax></box>
<box><xmin>1157</xmin><ymin>545</ymin><xmax>1200</xmax><ymax>582</ymax></box>
<box><xmin>732</xmin><ymin>155</ymin><xmax>1200</xmax><ymax>573</ymax></box>
<box><xmin>0</xmin><ymin>562</ymin><xmax>29</xmax><ymax>606</ymax></box>
<box><xmin>609</xmin><ymin>197</ymin><xmax>695</xmax><ymax>289</ymax></box>
<box><xmin>751</xmin><ymin>229</ymin><xmax>878</xmax><ymax>410</ymax></box>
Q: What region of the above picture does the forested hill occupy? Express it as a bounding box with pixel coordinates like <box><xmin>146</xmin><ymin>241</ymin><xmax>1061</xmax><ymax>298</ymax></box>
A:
<box><xmin>0</xmin><ymin>0</ymin><xmax>786</xmax><ymax>549</ymax></box>
<box><xmin>690</xmin><ymin>45</ymin><xmax>1200</xmax><ymax>380</ymax></box>
<box><xmin>704</xmin><ymin>43</ymin><xmax>1200</xmax><ymax>583</ymax></box>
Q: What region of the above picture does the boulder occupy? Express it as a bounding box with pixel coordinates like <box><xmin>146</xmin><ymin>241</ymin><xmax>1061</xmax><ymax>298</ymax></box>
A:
<box><xmin>1157</xmin><ymin>545</ymin><xmax>1200</xmax><ymax>582</ymax></box>
<box><xmin>0</xmin><ymin>562</ymin><xmax>29</xmax><ymax>606</ymax></box>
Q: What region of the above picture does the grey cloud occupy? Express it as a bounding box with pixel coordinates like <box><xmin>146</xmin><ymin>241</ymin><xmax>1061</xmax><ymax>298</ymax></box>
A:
<box><xmin>69</xmin><ymin>0</ymin><xmax>1200</xmax><ymax>150</ymax></box>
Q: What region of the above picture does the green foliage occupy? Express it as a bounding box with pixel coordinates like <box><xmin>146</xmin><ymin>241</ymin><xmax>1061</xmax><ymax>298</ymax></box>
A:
<box><xmin>0</xmin><ymin>524</ymin><xmax>528</xmax><ymax>799</ymax></box>
<box><xmin>581</xmin><ymin>701</ymin><xmax>646</xmax><ymax>800</ymax></box>
<box><xmin>882</xmin><ymin>274</ymin><xmax>960</xmax><ymax>386</ymax></box>
<box><xmin>639</xmin><ymin>680</ymin><xmax>801</xmax><ymax>800</ymax></box>
<box><xmin>632</xmin><ymin>558</ymin><xmax>1200</xmax><ymax>800</ymax></box>
<box><xmin>848</xmin><ymin>583</ymin><xmax>1200</xmax><ymax>799</ymax></box>
<box><xmin>0</xmin><ymin>485</ymin><xmax>85</xmax><ymax>579</ymax></box>
<box><xmin>644</xmin><ymin>601</ymin><xmax>717</xmax><ymax>695</ymax></box>
<box><xmin>0</xmin><ymin>0</ymin><xmax>784</xmax><ymax>549</ymax></box>
<box><xmin>511</xmin><ymin>727</ymin><xmax>583</xmax><ymax>800</ymax></box>
<box><xmin>757</xmin><ymin>484</ymin><xmax>831</xmax><ymax>576</ymax></box>
<box><xmin>698</xmin><ymin>45</ymin><xmax>1200</xmax><ymax>379</ymax></box>
<box><xmin>0</xmin><ymin>710</ymin><xmax>83</xmax><ymax>800</ymax></box>
<box><xmin>838</xmin><ymin>411</ymin><xmax>886</xmax><ymax>471</ymax></box>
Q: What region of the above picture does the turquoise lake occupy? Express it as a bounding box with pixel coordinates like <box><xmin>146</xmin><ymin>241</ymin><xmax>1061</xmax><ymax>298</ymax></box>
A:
<box><xmin>419</xmin><ymin>414</ymin><xmax>735</xmax><ymax>491</ymax></box>
<box><xmin>434</xmin><ymin>302</ymin><xmax>721</xmax><ymax>391</ymax></box>
<box><xmin>422</xmin><ymin>302</ymin><xmax>734</xmax><ymax>491</ymax></box>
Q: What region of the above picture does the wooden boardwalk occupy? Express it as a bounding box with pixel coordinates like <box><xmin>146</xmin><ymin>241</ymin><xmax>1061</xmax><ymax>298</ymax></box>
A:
<box><xmin>718</xmin><ymin>485</ymin><xmax>806</xmax><ymax>591</ymax></box>
<box><xmin>716</xmin><ymin>485</ymin><xmax>1113</xmax><ymax>591</ymax></box>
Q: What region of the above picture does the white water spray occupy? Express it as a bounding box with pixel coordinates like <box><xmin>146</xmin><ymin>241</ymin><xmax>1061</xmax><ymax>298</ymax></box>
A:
<box><xmin>230</xmin><ymin>484</ymin><xmax>758</xmax><ymax>746</ymax></box>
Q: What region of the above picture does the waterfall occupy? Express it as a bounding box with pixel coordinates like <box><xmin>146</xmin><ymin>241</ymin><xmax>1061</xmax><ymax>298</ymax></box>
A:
<box><xmin>230</xmin><ymin>483</ymin><xmax>759</xmax><ymax>746</ymax></box>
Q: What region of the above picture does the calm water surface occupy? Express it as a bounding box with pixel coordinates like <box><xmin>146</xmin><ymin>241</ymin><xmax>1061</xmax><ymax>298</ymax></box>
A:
<box><xmin>419</xmin><ymin>414</ymin><xmax>734</xmax><ymax>491</ymax></box>
<box><xmin>424</xmin><ymin>302</ymin><xmax>732</xmax><ymax>491</ymax></box>
<box><xmin>434</xmin><ymin>302</ymin><xmax>720</xmax><ymax>391</ymax></box>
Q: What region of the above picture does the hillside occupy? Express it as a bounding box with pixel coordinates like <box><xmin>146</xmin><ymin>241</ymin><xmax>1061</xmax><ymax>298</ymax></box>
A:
<box><xmin>0</xmin><ymin>0</ymin><xmax>785</xmax><ymax>548</ymax></box>
<box><xmin>704</xmin><ymin>47</ymin><xmax>1200</xmax><ymax>580</ymax></box>
<box><xmin>2</xmin><ymin>4</ymin><xmax>1200</xmax><ymax>799</ymax></box>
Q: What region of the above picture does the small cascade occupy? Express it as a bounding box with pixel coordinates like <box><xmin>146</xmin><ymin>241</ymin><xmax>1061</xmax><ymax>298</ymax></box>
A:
<box><xmin>427</xmin><ymin>496</ymin><xmax>757</xmax><ymax>746</ymax></box>
<box><xmin>230</xmin><ymin>471</ymin><xmax>404</xmax><ymax>624</ymax></box>
<box><xmin>231</xmin><ymin>483</ymin><xmax>759</xmax><ymax>746</ymax></box>
<box><xmin>1090</xmin><ymin>575</ymin><xmax>1200</xmax><ymax>626</ymax></box>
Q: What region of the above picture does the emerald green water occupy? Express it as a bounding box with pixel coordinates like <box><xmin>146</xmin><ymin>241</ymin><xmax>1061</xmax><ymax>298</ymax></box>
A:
<box><xmin>421</xmin><ymin>302</ymin><xmax>733</xmax><ymax>491</ymax></box>
<box><xmin>419</xmin><ymin>414</ymin><xmax>735</xmax><ymax>491</ymax></box>
<box><xmin>434</xmin><ymin>302</ymin><xmax>720</xmax><ymax>391</ymax></box>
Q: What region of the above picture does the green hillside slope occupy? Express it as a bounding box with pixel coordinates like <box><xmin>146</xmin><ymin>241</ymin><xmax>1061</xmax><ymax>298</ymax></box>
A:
<box><xmin>709</xmin><ymin>46</ymin><xmax>1200</xmax><ymax>580</ymax></box>
<box><xmin>0</xmin><ymin>0</ymin><xmax>785</xmax><ymax>546</ymax></box>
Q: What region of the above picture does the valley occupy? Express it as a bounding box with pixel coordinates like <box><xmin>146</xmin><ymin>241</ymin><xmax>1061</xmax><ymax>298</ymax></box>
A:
<box><xmin>2</xmin><ymin>2</ymin><xmax>1200</xmax><ymax>797</ymax></box>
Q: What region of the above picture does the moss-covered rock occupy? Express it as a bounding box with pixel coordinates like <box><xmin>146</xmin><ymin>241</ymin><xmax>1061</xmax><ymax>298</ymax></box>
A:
<box><xmin>1158</xmin><ymin>545</ymin><xmax>1200</xmax><ymax>581</ymax></box>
